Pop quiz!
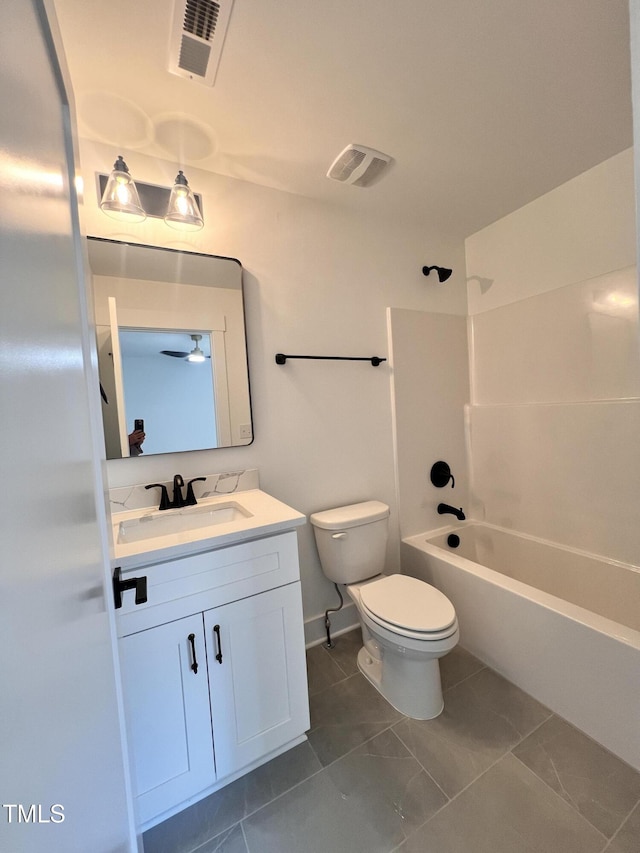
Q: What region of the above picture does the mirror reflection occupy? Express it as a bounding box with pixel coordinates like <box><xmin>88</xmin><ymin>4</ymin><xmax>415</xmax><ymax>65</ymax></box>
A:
<box><xmin>87</xmin><ymin>238</ymin><xmax>253</xmax><ymax>458</ymax></box>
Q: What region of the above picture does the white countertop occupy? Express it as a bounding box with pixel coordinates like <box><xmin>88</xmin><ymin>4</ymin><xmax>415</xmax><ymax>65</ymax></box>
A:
<box><xmin>111</xmin><ymin>489</ymin><xmax>306</xmax><ymax>570</ymax></box>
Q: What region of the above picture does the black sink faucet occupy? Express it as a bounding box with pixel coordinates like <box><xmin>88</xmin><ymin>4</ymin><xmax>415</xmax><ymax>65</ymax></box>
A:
<box><xmin>185</xmin><ymin>477</ymin><xmax>206</xmax><ymax>506</ymax></box>
<box><xmin>172</xmin><ymin>474</ymin><xmax>185</xmax><ymax>508</ymax></box>
<box><xmin>437</xmin><ymin>503</ymin><xmax>466</xmax><ymax>521</ymax></box>
<box><xmin>145</xmin><ymin>482</ymin><xmax>171</xmax><ymax>511</ymax></box>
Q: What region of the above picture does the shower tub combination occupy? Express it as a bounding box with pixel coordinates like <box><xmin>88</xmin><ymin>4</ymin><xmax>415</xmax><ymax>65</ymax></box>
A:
<box><xmin>402</xmin><ymin>523</ymin><xmax>640</xmax><ymax>772</ymax></box>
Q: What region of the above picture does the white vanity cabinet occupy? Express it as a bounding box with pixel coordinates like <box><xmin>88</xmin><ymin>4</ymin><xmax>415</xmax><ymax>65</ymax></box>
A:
<box><xmin>204</xmin><ymin>583</ymin><xmax>308</xmax><ymax>779</ymax></box>
<box><xmin>119</xmin><ymin>614</ymin><xmax>214</xmax><ymax>822</ymax></box>
<box><xmin>115</xmin><ymin>530</ymin><xmax>309</xmax><ymax>828</ymax></box>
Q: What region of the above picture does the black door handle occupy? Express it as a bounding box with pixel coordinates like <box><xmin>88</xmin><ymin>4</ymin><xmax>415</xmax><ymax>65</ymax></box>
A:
<box><xmin>187</xmin><ymin>633</ymin><xmax>198</xmax><ymax>674</ymax></box>
<box><xmin>213</xmin><ymin>624</ymin><xmax>223</xmax><ymax>664</ymax></box>
<box><xmin>112</xmin><ymin>567</ymin><xmax>148</xmax><ymax>609</ymax></box>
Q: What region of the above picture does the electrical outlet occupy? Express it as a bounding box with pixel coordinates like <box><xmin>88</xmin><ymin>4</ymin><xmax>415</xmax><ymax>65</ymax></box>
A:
<box><xmin>239</xmin><ymin>424</ymin><xmax>252</xmax><ymax>439</ymax></box>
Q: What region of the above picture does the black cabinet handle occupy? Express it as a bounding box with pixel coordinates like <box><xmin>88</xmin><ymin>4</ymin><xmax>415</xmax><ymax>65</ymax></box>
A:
<box><xmin>213</xmin><ymin>624</ymin><xmax>223</xmax><ymax>664</ymax></box>
<box><xmin>187</xmin><ymin>633</ymin><xmax>198</xmax><ymax>674</ymax></box>
<box><xmin>113</xmin><ymin>567</ymin><xmax>148</xmax><ymax>609</ymax></box>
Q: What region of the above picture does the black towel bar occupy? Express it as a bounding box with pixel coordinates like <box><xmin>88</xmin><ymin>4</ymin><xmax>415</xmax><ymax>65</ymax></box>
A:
<box><xmin>275</xmin><ymin>353</ymin><xmax>386</xmax><ymax>366</ymax></box>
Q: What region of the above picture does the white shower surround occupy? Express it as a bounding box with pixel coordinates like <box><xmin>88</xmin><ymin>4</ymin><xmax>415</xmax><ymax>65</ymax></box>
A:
<box><xmin>402</xmin><ymin>522</ymin><xmax>640</xmax><ymax>772</ymax></box>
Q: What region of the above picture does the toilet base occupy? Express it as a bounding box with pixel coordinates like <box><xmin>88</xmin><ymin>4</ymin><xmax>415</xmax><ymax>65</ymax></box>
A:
<box><xmin>357</xmin><ymin>645</ymin><xmax>444</xmax><ymax>720</ymax></box>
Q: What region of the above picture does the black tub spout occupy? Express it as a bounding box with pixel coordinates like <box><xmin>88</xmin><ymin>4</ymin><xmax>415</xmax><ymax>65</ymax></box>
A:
<box><xmin>437</xmin><ymin>503</ymin><xmax>466</xmax><ymax>521</ymax></box>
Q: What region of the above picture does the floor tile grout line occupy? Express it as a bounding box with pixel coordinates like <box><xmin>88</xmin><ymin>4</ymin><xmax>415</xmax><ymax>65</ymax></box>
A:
<box><xmin>310</xmin><ymin>717</ymin><xmax>407</xmax><ymax>770</ymax></box>
<box><xmin>387</xmin><ymin>740</ymin><xmax>619</xmax><ymax>853</ymax></box>
<box><xmin>211</xmin><ymin>744</ymin><xmax>330</xmax><ymax>836</ymax></box>
<box><xmin>324</xmin><ymin>655</ymin><xmax>356</xmax><ymax>681</ymax></box>
<box><xmin>318</xmin><ymin>634</ymin><xmax>360</xmax><ymax>677</ymax></box>
<box><xmin>386</xmin><ymin>760</ymin><xmax>472</xmax><ymax>853</ymax></box>
<box><xmin>512</xmin><ymin>708</ymin><xmax>555</xmax><ymax>744</ymax></box>
<box><xmin>391</xmin><ymin>708</ymin><xmax>565</xmax><ymax>846</ymax></box>
<box><xmin>240</xmin><ymin>716</ymin><xmax>416</xmax><ymax>824</ymax></box>
<box><xmin>509</xmin><ymin>752</ymin><xmax>609</xmax><ymax>844</ymax></box>
<box><xmin>600</xmin><ymin>797</ymin><xmax>640</xmax><ymax>852</ymax></box>
<box><xmin>240</xmin><ymin>763</ymin><xmax>327</xmax><ymax>826</ymax></box>
<box><xmin>182</xmin><ymin>744</ymin><xmax>330</xmax><ymax>853</ymax></box>
<box><xmin>391</xmin><ymin>713</ymin><xmax>531</xmax><ymax>803</ymax></box>
<box><xmin>392</xmin><ymin>697</ymin><xmax>629</xmax><ymax>850</ymax></box>
<box><xmin>442</xmin><ymin>662</ymin><xmax>488</xmax><ymax>694</ymax></box>
<box><xmin>237</xmin><ymin>719</ymin><xmax>446</xmax><ymax>853</ymax></box>
<box><xmin>187</xmin><ymin>821</ymin><xmax>243</xmax><ymax>853</ymax></box>
<box><xmin>239</xmin><ymin>817</ymin><xmax>250</xmax><ymax>853</ymax></box>
<box><xmin>313</xmin><ymin>654</ymin><xmax>556</xmax><ymax>824</ymax></box>
<box><xmin>391</xmin><ymin>723</ymin><xmax>451</xmax><ymax>803</ymax></box>
<box><xmin>404</xmin><ymin>747</ymin><xmax>560</xmax><ymax>844</ymax></box>
<box><xmin>307</xmin><ymin>667</ymin><xmax>361</xmax><ymax>701</ymax></box>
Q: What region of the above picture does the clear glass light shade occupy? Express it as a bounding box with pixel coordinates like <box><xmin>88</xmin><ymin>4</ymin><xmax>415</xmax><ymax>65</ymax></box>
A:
<box><xmin>99</xmin><ymin>157</ymin><xmax>146</xmax><ymax>222</ymax></box>
<box><xmin>164</xmin><ymin>171</ymin><xmax>204</xmax><ymax>231</ymax></box>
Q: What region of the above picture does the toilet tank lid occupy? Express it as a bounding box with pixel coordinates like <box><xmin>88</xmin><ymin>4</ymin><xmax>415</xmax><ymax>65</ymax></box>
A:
<box><xmin>310</xmin><ymin>500</ymin><xmax>389</xmax><ymax>530</ymax></box>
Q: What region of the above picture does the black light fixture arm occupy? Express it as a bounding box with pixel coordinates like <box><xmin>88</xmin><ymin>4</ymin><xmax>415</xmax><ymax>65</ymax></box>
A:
<box><xmin>275</xmin><ymin>353</ymin><xmax>386</xmax><ymax>366</ymax></box>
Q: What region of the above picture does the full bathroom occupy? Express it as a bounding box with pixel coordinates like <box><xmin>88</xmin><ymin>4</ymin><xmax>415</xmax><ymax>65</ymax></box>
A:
<box><xmin>3</xmin><ymin>1</ymin><xmax>640</xmax><ymax>852</ymax></box>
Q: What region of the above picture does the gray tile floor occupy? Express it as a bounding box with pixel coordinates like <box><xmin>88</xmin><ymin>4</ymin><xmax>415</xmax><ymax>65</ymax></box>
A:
<box><xmin>143</xmin><ymin>629</ymin><xmax>640</xmax><ymax>853</ymax></box>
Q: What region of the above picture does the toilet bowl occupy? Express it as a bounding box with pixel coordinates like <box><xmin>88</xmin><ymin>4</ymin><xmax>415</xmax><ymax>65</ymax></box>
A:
<box><xmin>310</xmin><ymin>501</ymin><xmax>459</xmax><ymax>719</ymax></box>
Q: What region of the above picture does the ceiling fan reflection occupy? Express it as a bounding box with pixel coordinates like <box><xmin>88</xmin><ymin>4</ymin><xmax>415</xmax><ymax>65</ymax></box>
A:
<box><xmin>161</xmin><ymin>333</ymin><xmax>210</xmax><ymax>361</ymax></box>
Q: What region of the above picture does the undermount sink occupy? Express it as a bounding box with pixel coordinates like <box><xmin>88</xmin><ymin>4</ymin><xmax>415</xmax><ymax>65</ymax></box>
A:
<box><xmin>116</xmin><ymin>501</ymin><xmax>254</xmax><ymax>545</ymax></box>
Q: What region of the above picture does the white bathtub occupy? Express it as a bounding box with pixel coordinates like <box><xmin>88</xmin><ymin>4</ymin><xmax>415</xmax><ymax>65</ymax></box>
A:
<box><xmin>402</xmin><ymin>522</ymin><xmax>640</xmax><ymax>771</ymax></box>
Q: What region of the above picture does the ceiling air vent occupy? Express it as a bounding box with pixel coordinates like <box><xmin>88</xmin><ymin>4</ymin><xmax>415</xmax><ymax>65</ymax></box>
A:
<box><xmin>327</xmin><ymin>144</ymin><xmax>394</xmax><ymax>187</ymax></box>
<box><xmin>169</xmin><ymin>0</ymin><xmax>234</xmax><ymax>87</ymax></box>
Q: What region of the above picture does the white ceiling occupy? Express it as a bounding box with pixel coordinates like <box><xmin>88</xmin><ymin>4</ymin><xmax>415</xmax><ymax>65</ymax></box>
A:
<box><xmin>54</xmin><ymin>0</ymin><xmax>632</xmax><ymax>237</ymax></box>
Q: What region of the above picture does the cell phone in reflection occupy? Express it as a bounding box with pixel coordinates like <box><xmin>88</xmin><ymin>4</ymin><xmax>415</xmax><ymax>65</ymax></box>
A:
<box><xmin>134</xmin><ymin>419</ymin><xmax>144</xmax><ymax>432</ymax></box>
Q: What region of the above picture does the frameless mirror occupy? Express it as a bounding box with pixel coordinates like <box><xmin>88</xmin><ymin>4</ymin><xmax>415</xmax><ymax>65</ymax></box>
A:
<box><xmin>87</xmin><ymin>237</ymin><xmax>253</xmax><ymax>458</ymax></box>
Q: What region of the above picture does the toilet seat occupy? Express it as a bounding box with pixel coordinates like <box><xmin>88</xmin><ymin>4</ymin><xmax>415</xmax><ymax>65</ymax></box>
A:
<box><xmin>359</xmin><ymin>575</ymin><xmax>457</xmax><ymax>641</ymax></box>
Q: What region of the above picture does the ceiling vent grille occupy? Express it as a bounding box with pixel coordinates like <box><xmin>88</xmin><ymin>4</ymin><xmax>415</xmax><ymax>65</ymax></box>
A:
<box><xmin>327</xmin><ymin>144</ymin><xmax>394</xmax><ymax>187</ymax></box>
<box><xmin>169</xmin><ymin>0</ymin><xmax>234</xmax><ymax>87</ymax></box>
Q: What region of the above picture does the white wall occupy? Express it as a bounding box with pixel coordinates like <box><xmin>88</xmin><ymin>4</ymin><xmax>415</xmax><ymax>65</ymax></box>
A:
<box><xmin>388</xmin><ymin>308</ymin><xmax>470</xmax><ymax>539</ymax></box>
<box><xmin>464</xmin><ymin>148</ymin><xmax>639</xmax><ymax>564</ymax></box>
<box><xmin>79</xmin><ymin>139</ymin><xmax>467</xmax><ymax>631</ymax></box>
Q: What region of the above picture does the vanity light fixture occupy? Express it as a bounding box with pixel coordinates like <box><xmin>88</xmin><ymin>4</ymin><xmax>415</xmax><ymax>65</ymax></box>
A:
<box><xmin>422</xmin><ymin>265</ymin><xmax>453</xmax><ymax>283</ymax></box>
<box><xmin>97</xmin><ymin>160</ymin><xmax>204</xmax><ymax>229</ymax></box>
<box><xmin>99</xmin><ymin>155</ymin><xmax>146</xmax><ymax>222</ymax></box>
<box><xmin>165</xmin><ymin>170</ymin><xmax>204</xmax><ymax>231</ymax></box>
<box><xmin>187</xmin><ymin>334</ymin><xmax>206</xmax><ymax>362</ymax></box>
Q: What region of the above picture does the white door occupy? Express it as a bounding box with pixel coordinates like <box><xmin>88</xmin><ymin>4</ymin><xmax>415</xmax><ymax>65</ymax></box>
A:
<box><xmin>205</xmin><ymin>583</ymin><xmax>310</xmax><ymax>779</ymax></box>
<box><xmin>0</xmin><ymin>2</ymin><xmax>136</xmax><ymax>851</ymax></box>
<box><xmin>108</xmin><ymin>296</ymin><xmax>131</xmax><ymax>456</ymax></box>
<box><xmin>119</xmin><ymin>617</ymin><xmax>216</xmax><ymax>825</ymax></box>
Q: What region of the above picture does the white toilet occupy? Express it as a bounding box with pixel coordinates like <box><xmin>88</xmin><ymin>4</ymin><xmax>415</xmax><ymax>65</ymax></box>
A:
<box><xmin>310</xmin><ymin>500</ymin><xmax>459</xmax><ymax>719</ymax></box>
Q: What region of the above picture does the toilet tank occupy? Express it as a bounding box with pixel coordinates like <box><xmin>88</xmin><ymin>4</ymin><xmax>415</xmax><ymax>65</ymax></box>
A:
<box><xmin>310</xmin><ymin>501</ymin><xmax>390</xmax><ymax>584</ymax></box>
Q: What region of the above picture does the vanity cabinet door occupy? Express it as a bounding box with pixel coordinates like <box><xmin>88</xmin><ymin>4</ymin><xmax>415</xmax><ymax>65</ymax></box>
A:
<box><xmin>119</xmin><ymin>614</ymin><xmax>215</xmax><ymax>825</ymax></box>
<box><xmin>205</xmin><ymin>582</ymin><xmax>310</xmax><ymax>780</ymax></box>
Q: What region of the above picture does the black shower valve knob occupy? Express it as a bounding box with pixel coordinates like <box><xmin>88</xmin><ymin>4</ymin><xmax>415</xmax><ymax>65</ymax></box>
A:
<box><xmin>430</xmin><ymin>460</ymin><xmax>455</xmax><ymax>489</ymax></box>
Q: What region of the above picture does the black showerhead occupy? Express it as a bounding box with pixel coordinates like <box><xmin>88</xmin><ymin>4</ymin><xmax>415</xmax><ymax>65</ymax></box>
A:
<box><xmin>422</xmin><ymin>265</ymin><xmax>452</xmax><ymax>283</ymax></box>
